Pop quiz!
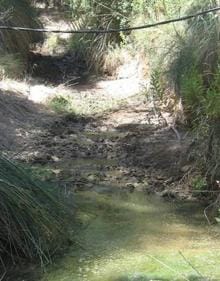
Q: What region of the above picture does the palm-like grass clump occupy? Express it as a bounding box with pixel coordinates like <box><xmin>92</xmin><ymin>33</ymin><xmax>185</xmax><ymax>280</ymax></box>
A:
<box><xmin>0</xmin><ymin>156</ymin><xmax>68</xmax><ymax>265</ymax></box>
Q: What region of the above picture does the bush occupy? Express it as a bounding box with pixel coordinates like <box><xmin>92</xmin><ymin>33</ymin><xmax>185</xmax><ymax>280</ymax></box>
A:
<box><xmin>168</xmin><ymin>0</ymin><xmax>219</xmax><ymax>98</ymax></box>
<box><xmin>66</xmin><ymin>0</ymin><xmax>134</xmax><ymax>73</ymax></box>
<box><xmin>164</xmin><ymin>0</ymin><xmax>220</xmax><ymax>187</ymax></box>
<box><xmin>49</xmin><ymin>95</ymin><xmax>71</xmax><ymax>112</ymax></box>
<box><xmin>179</xmin><ymin>66</ymin><xmax>205</xmax><ymax>120</ymax></box>
<box><xmin>0</xmin><ymin>0</ymin><xmax>43</xmax><ymax>77</ymax></box>
<box><xmin>0</xmin><ymin>155</ymin><xmax>70</xmax><ymax>265</ymax></box>
<box><xmin>205</xmin><ymin>71</ymin><xmax>220</xmax><ymax>118</ymax></box>
<box><xmin>192</xmin><ymin>175</ymin><xmax>207</xmax><ymax>191</ymax></box>
<box><xmin>0</xmin><ymin>54</ymin><xmax>26</xmax><ymax>79</ymax></box>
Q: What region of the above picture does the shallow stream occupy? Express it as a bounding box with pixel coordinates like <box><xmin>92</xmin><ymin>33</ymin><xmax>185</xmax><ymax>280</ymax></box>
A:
<box><xmin>41</xmin><ymin>190</ymin><xmax>220</xmax><ymax>281</ymax></box>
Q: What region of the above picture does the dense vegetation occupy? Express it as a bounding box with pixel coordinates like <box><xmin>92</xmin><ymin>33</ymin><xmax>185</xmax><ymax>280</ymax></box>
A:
<box><xmin>167</xmin><ymin>0</ymin><xmax>220</xmax><ymax>190</ymax></box>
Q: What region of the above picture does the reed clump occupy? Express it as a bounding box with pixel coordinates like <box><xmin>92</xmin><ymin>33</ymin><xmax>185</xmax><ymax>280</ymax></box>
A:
<box><xmin>0</xmin><ymin>155</ymin><xmax>69</xmax><ymax>265</ymax></box>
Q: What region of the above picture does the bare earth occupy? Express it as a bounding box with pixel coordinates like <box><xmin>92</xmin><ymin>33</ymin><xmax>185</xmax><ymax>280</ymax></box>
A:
<box><xmin>0</xmin><ymin>76</ymin><xmax>194</xmax><ymax>200</ymax></box>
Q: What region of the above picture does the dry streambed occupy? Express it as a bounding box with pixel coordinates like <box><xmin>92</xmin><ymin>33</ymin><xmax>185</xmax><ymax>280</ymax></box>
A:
<box><xmin>1</xmin><ymin>71</ymin><xmax>218</xmax><ymax>281</ymax></box>
<box><xmin>0</xmin><ymin>77</ymin><xmax>193</xmax><ymax>199</ymax></box>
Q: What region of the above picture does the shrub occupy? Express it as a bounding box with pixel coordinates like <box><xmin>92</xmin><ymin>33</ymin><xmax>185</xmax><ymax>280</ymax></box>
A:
<box><xmin>0</xmin><ymin>155</ymin><xmax>70</xmax><ymax>265</ymax></box>
<box><xmin>168</xmin><ymin>0</ymin><xmax>219</xmax><ymax>95</ymax></box>
<box><xmin>192</xmin><ymin>175</ymin><xmax>207</xmax><ymax>191</ymax></box>
<box><xmin>0</xmin><ymin>0</ymin><xmax>43</xmax><ymax>77</ymax></box>
<box><xmin>49</xmin><ymin>95</ymin><xmax>71</xmax><ymax>112</ymax></box>
<box><xmin>66</xmin><ymin>0</ymin><xmax>134</xmax><ymax>73</ymax></box>
<box><xmin>179</xmin><ymin>66</ymin><xmax>205</xmax><ymax>121</ymax></box>
<box><xmin>205</xmin><ymin>71</ymin><xmax>220</xmax><ymax>118</ymax></box>
<box><xmin>0</xmin><ymin>54</ymin><xmax>26</xmax><ymax>79</ymax></box>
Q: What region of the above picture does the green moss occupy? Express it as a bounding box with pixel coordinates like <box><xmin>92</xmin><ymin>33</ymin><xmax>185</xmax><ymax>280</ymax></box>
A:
<box><xmin>40</xmin><ymin>192</ymin><xmax>220</xmax><ymax>281</ymax></box>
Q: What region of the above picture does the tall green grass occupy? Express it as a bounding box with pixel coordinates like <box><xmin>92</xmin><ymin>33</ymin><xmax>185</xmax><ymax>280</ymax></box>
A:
<box><xmin>0</xmin><ymin>155</ymin><xmax>69</xmax><ymax>265</ymax></box>
<box><xmin>163</xmin><ymin>0</ymin><xmax>220</xmax><ymax>132</ymax></box>
<box><xmin>163</xmin><ymin>0</ymin><xmax>220</xmax><ymax>188</ymax></box>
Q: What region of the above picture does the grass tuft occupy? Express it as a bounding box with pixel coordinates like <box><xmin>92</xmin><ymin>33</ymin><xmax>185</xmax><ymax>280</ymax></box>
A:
<box><xmin>0</xmin><ymin>155</ymin><xmax>70</xmax><ymax>265</ymax></box>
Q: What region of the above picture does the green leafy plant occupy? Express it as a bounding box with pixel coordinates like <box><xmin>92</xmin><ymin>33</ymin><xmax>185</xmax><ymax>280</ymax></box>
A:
<box><xmin>49</xmin><ymin>96</ymin><xmax>70</xmax><ymax>112</ymax></box>
<box><xmin>180</xmin><ymin>66</ymin><xmax>205</xmax><ymax>117</ymax></box>
<box><xmin>66</xmin><ymin>0</ymin><xmax>134</xmax><ymax>73</ymax></box>
<box><xmin>192</xmin><ymin>175</ymin><xmax>207</xmax><ymax>191</ymax></box>
<box><xmin>215</xmin><ymin>209</ymin><xmax>220</xmax><ymax>223</ymax></box>
<box><xmin>205</xmin><ymin>70</ymin><xmax>220</xmax><ymax>118</ymax></box>
<box><xmin>150</xmin><ymin>69</ymin><xmax>164</xmax><ymax>100</ymax></box>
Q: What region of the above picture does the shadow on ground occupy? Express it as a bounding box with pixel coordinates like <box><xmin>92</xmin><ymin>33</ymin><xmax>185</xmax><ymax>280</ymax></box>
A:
<box><xmin>28</xmin><ymin>51</ymin><xmax>88</xmax><ymax>86</ymax></box>
<box><xmin>0</xmin><ymin>89</ymin><xmax>52</xmax><ymax>151</ymax></box>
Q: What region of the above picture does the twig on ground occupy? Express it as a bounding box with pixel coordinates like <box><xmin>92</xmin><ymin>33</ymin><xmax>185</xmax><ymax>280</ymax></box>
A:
<box><xmin>179</xmin><ymin>250</ymin><xmax>204</xmax><ymax>278</ymax></box>
<box><xmin>170</xmin><ymin>125</ymin><xmax>181</xmax><ymax>141</ymax></box>
<box><xmin>146</xmin><ymin>254</ymin><xmax>190</xmax><ymax>281</ymax></box>
<box><xmin>160</xmin><ymin>111</ymin><xmax>181</xmax><ymax>141</ymax></box>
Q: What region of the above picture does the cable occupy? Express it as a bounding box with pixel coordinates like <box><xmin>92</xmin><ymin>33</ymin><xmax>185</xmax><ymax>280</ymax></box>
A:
<box><xmin>0</xmin><ymin>6</ymin><xmax>219</xmax><ymax>34</ymax></box>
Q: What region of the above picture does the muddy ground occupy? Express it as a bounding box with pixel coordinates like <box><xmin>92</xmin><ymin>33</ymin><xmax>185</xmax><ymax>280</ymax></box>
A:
<box><xmin>0</xmin><ymin>77</ymin><xmax>194</xmax><ymax>200</ymax></box>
